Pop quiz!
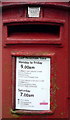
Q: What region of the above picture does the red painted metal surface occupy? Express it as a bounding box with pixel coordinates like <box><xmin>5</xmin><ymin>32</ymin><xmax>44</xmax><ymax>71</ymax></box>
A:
<box><xmin>0</xmin><ymin>2</ymin><xmax>2</xmax><ymax>120</ymax></box>
<box><xmin>68</xmin><ymin>2</ymin><xmax>70</xmax><ymax>120</ymax></box>
<box><xmin>2</xmin><ymin>1</ymin><xmax>70</xmax><ymax>120</ymax></box>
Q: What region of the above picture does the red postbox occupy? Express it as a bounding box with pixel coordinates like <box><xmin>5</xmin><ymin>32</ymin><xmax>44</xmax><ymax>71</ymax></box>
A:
<box><xmin>2</xmin><ymin>1</ymin><xmax>70</xmax><ymax>120</ymax></box>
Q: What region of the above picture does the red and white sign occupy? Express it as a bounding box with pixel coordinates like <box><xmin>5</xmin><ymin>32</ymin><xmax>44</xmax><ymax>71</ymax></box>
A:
<box><xmin>15</xmin><ymin>57</ymin><xmax>50</xmax><ymax>110</ymax></box>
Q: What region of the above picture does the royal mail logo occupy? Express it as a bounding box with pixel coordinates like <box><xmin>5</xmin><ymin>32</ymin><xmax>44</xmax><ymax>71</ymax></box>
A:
<box><xmin>40</xmin><ymin>102</ymin><xmax>48</xmax><ymax>105</ymax></box>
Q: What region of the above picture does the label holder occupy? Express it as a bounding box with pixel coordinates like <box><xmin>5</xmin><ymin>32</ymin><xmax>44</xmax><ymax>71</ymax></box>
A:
<box><xmin>11</xmin><ymin>51</ymin><xmax>56</xmax><ymax>115</ymax></box>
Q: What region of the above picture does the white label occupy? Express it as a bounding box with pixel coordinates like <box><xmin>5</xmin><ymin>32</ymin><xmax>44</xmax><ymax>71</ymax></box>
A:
<box><xmin>15</xmin><ymin>57</ymin><xmax>50</xmax><ymax>111</ymax></box>
<box><xmin>28</xmin><ymin>7</ymin><xmax>40</xmax><ymax>17</ymax></box>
